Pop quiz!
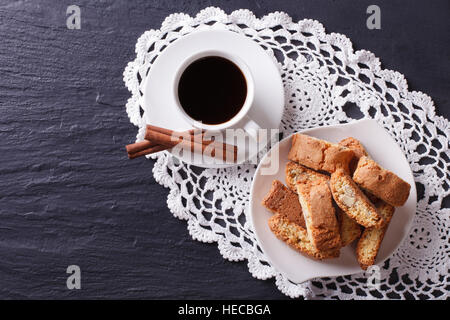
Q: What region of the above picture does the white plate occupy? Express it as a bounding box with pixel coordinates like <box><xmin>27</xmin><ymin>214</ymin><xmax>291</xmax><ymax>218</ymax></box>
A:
<box><xmin>142</xmin><ymin>28</ymin><xmax>284</xmax><ymax>168</ymax></box>
<box><xmin>250</xmin><ymin>119</ymin><xmax>417</xmax><ymax>283</ymax></box>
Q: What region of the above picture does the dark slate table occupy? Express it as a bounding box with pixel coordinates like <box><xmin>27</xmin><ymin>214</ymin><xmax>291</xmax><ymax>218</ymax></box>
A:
<box><xmin>0</xmin><ymin>0</ymin><xmax>448</xmax><ymax>299</ymax></box>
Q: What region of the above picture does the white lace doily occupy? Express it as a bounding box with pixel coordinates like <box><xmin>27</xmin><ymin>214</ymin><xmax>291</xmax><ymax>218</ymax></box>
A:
<box><xmin>123</xmin><ymin>7</ymin><xmax>449</xmax><ymax>299</ymax></box>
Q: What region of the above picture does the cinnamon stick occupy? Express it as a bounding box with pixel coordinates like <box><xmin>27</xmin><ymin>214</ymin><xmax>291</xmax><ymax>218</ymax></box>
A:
<box><xmin>126</xmin><ymin>131</ymin><xmax>203</xmax><ymax>156</ymax></box>
<box><xmin>127</xmin><ymin>145</ymin><xmax>167</xmax><ymax>159</ymax></box>
<box><xmin>145</xmin><ymin>127</ymin><xmax>237</xmax><ymax>162</ymax></box>
<box><xmin>126</xmin><ymin>140</ymin><xmax>157</xmax><ymax>154</ymax></box>
<box><xmin>126</xmin><ymin>125</ymin><xmax>238</xmax><ymax>162</ymax></box>
<box><xmin>146</xmin><ymin>125</ymin><xmax>200</xmax><ymax>141</ymax></box>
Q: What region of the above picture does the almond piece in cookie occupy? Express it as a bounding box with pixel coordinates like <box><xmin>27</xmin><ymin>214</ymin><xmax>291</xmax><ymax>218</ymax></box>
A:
<box><xmin>288</xmin><ymin>133</ymin><xmax>355</xmax><ymax>174</ymax></box>
<box><xmin>356</xmin><ymin>202</ymin><xmax>395</xmax><ymax>270</ymax></box>
<box><xmin>296</xmin><ymin>180</ymin><xmax>341</xmax><ymax>251</ymax></box>
<box><xmin>261</xmin><ymin>180</ymin><xmax>306</xmax><ymax>228</ymax></box>
<box><xmin>352</xmin><ymin>156</ymin><xmax>411</xmax><ymax>207</ymax></box>
<box><xmin>285</xmin><ymin>161</ymin><xmax>329</xmax><ymax>193</ymax></box>
<box><xmin>268</xmin><ymin>214</ymin><xmax>340</xmax><ymax>260</ymax></box>
<box><xmin>330</xmin><ymin>169</ymin><xmax>384</xmax><ymax>228</ymax></box>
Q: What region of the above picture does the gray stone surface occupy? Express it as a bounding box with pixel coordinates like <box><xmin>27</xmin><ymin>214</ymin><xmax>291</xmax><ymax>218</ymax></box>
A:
<box><xmin>0</xmin><ymin>0</ymin><xmax>448</xmax><ymax>299</ymax></box>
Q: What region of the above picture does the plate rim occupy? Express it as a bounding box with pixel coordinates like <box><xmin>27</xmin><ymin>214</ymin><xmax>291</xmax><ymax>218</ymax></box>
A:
<box><xmin>249</xmin><ymin>118</ymin><xmax>417</xmax><ymax>283</ymax></box>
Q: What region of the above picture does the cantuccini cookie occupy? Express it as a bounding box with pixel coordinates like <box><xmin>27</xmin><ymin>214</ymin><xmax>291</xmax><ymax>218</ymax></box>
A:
<box><xmin>337</xmin><ymin>207</ymin><xmax>362</xmax><ymax>247</ymax></box>
<box><xmin>288</xmin><ymin>133</ymin><xmax>355</xmax><ymax>174</ymax></box>
<box><xmin>262</xmin><ymin>180</ymin><xmax>306</xmax><ymax>228</ymax></box>
<box><xmin>338</xmin><ymin>137</ymin><xmax>368</xmax><ymax>159</ymax></box>
<box><xmin>353</xmin><ymin>156</ymin><xmax>411</xmax><ymax>207</ymax></box>
<box><xmin>330</xmin><ymin>169</ymin><xmax>384</xmax><ymax>228</ymax></box>
<box><xmin>268</xmin><ymin>214</ymin><xmax>340</xmax><ymax>260</ymax></box>
<box><xmin>296</xmin><ymin>180</ymin><xmax>341</xmax><ymax>251</ymax></box>
<box><xmin>285</xmin><ymin>161</ymin><xmax>329</xmax><ymax>193</ymax></box>
<box><xmin>356</xmin><ymin>202</ymin><xmax>395</xmax><ymax>270</ymax></box>
<box><xmin>339</xmin><ymin>137</ymin><xmax>368</xmax><ymax>174</ymax></box>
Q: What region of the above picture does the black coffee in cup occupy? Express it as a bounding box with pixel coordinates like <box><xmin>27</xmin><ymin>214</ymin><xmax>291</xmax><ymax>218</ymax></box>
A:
<box><xmin>177</xmin><ymin>56</ymin><xmax>247</xmax><ymax>125</ymax></box>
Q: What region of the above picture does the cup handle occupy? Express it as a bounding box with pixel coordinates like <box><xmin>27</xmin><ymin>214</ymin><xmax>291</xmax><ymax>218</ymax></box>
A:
<box><xmin>243</xmin><ymin>116</ymin><xmax>262</xmax><ymax>142</ymax></box>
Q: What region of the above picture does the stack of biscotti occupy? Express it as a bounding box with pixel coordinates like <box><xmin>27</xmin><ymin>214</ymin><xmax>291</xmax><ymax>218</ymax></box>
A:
<box><xmin>262</xmin><ymin>133</ymin><xmax>411</xmax><ymax>269</ymax></box>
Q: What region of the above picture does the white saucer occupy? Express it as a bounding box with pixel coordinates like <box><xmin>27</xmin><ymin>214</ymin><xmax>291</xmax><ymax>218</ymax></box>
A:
<box><xmin>141</xmin><ymin>28</ymin><xmax>284</xmax><ymax>168</ymax></box>
<box><xmin>250</xmin><ymin>119</ymin><xmax>417</xmax><ymax>283</ymax></box>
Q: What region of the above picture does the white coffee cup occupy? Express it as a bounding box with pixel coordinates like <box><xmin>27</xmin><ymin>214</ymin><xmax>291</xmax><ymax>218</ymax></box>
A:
<box><xmin>173</xmin><ymin>50</ymin><xmax>261</xmax><ymax>138</ymax></box>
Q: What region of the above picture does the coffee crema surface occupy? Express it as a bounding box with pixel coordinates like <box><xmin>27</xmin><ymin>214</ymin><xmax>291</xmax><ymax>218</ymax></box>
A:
<box><xmin>178</xmin><ymin>56</ymin><xmax>247</xmax><ymax>125</ymax></box>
